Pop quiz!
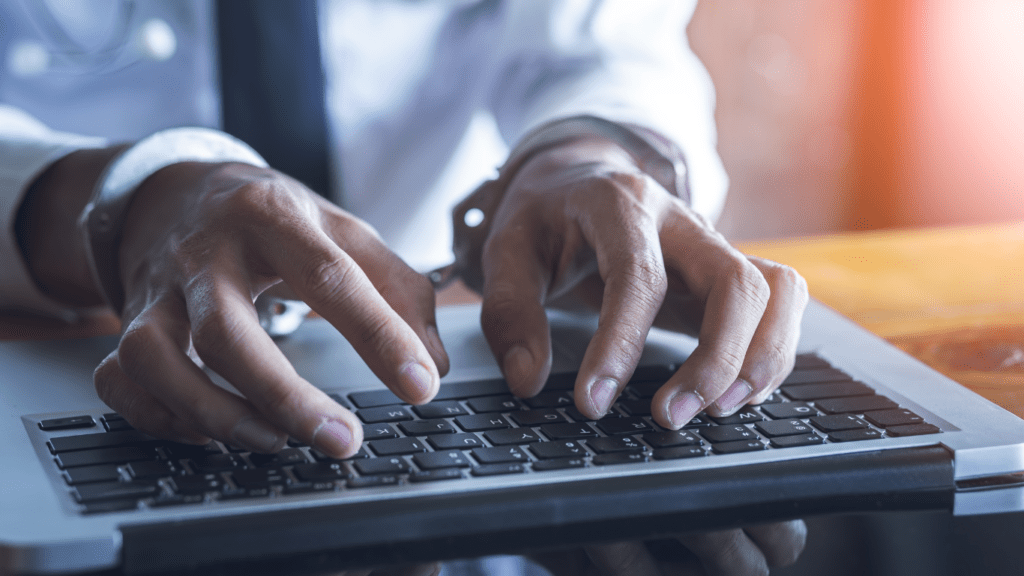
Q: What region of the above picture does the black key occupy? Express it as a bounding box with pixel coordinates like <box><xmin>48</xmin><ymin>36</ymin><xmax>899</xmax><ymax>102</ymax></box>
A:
<box><xmin>363</xmin><ymin>424</ymin><xmax>399</xmax><ymax>441</ymax></box>
<box><xmin>710</xmin><ymin>407</ymin><xmax>765</xmax><ymax>425</ymax></box>
<box><xmin>150</xmin><ymin>494</ymin><xmax>204</xmax><ymax>508</ymax></box>
<box><xmin>190</xmin><ymin>453</ymin><xmax>246</xmax><ymax>473</ymax></box>
<box><xmin>358</xmin><ymin>406</ymin><xmax>413</xmax><ymax>424</ymax></box>
<box><xmin>523</xmin><ymin>391</ymin><xmax>574</xmax><ymax>409</ymax></box>
<box><xmin>102</xmin><ymin>419</ymin><xmax>135</xmax><ymax>433</ymax></box>
<box><xmin>170</xmin><ymin>474</ymin><xmax>224</xmax><ymax>495</ymax></box>
<box><xmin>653</xmin><ymin>446</ymin><xmax>705</xmax><ymax>460</ymax></box>
<box><xmin>564</xmin><ymin>406</ymin><xmax>616</xmax><ymax>422</ymax></box>
<box><xmin>887</xmin><ymin>423</ymin><xmax>941</xmax><ymax>437</ymax></box>
<box><xmin>618</xmin><ymin>400</ymin><xmax>652</xmax><ymax>417</ymax></box>
<box><xmin>631</xmin><ymin>365</ymin><xmax>677</xmax><ymax>382</ymax></box>
<box><xmin>282</xmin><ymin>481</ymin><xmax>337</xmax><ymax>495</ymax></box>
<box><xmin>249</xmin><ymin>448</ymin><xmax>309</xmax><ymax>468</ymax></box>
<box><xmin>864</xmin><ymin>409</ymin><xmax>925</xmax><ymax>428</ymax></box>
<box><xmin>784</xmin><ymin>381</ymin><xmax>874</xmax><ymax>401</ymax></box>
<box><xmin>348</xmin><ymin>389</ymin><xmax>403</xmax><ymax>409</ymax></box>
<box><xmin>348</xmin><ymin>475</ymin><xmax>400</xmax><ymax>488</ymax></box>
<box><xmin>292</xmin><ymin>462</ymin><xmax>349</xmax><ymax>482</ymax></box>
<box><xmin>540</xmin><ymin>423</ymin><xmax>598</xmax><ymax>440</ymax></box>
<box><xmin>368</xmin><ymin>437</ymin><xmax>426</xmax><ymax>456</ymax></box>
<box><xmin>810</xmin><ymin>414</ymin><xmax>870</xmax><ymax>433</ymax></box>
<box><xmin>770</xmin><ymin>433</ymin><xmax>826</xmax><ymax>448</ymax></box>
<box><xmin>530</xmin><ymin>441</ymin><xmax>587</xmax><ymax>460</ymax></box>
<box><xmin>312</xmin><ymin>447</ymin><xmax>369</xmax><ymax>462</ymax></box>
<box><xmin>754</xmin><ymin>419</ymin><xmax>816</xmax><ymax>438</ymax></box>
<box><xmin>49</xmin><ymin>430</ymin><xmax>157</xmax><ymax>454</ymax></box>
<box><xmin>642</xmin><ymin>430</ymin><xmax>702</xmax><ymax>448</ymax></box>
<box><xmin>829</xmin><ymin>428</ymin><xmax>884</xmax><ymax>442</ymax></box>
<box><xmin>597</xmin><ymin>417</ymin><xmax>653</xmax><ymax>436</ymax></box>
<box><xmin>232</xmin><ymin>468</ymin><xmax>287</xmax><ymax>489</ymax></box>
<box><xmin>817</xmin><ymin>396</ymin><xmax>898</xmax><ymax>415</ymax></box>
<box><xmin>467</xmin><ymin>396</ymin><xmax>522</xmax><ymax>414</ymax></box>
<box><xmin>712</xmin><ymin>440</ymin><xmax>766</xmax><ymax>454</ymax></box>
<box><xmin>351</xmin><ymin>379</ymin><xmax>510</xmax><ymax>408</ymax></box>
<box><xmin>471</xmin><ymin>446</ymin><xmax>528</xmax><ymax>464</ymax></box>
<box><xmin>794</xmin><ymin>354</ymin><xmax>831</xmax><ymax>370</ymax></box>
<box><xmin>413</xmin><ymin>451</ymin><xmax>471</xmax><ymax>470</ymax></box>
<box><xmin>409</xmin><ymin>469</ymin><xmax>463</xmax><ymax>483</ymax></box>
<box><xmin>761</xmin><ymin>390</ymin><xmax>786</xmax><ymax>404</ymax></box>
<box><xmin>699</xmin><ymin>425</ymin><xmax>758</xmax><ymax>444</ymax></box>
<box><xmin>782</xmin><ymin>367</ymin><xmax>852</xmax><ymax>386</ymax></box>
<box><xmin>126</xmin><ymin>460</ymin><xmax>175</xmax><ymax>480</ymax></box>
<box><xmin>413</xmin><ymin>401</ymin><xmax>469</xmax><ymax>419</ymax></box>
<box><xmin>628</xmin><ymin>380</ymin><xmax>663</xmax><ymax>399</ymax></box>
<box><xmin>587</xmin><ymin>436</ymin><xmax>646</xmax><ymax>454</ymax></box>
<box><xmin>354</xmin><ymin>457</ymin><xmax>409</xmax><ymax>475</ymax></box>
<box><xmin>287</xmin><ymin>437</ymin><xmax>308</xmax><ymax>448</ymax></box>
<box><xmin>39</xmin><ymin>415</ymin><xmax>95</xmax><ymax>431</ymax></box>
<box><xmin>64</xmin><ymin>464</ymin><xmax>121</xmax><ymax>485</ymax></box>
<box><xmin>219</xmin><ymin>487</ymin><xmax>272</xmax><ymax>500</ymax></box>
<box><xmin>327</xmin><ymin>393</ymin><xmax>351</xmax><ymax>409</ymax></box>
<box><xmin>682</xmin><ymin>414</ymin><xmax>714</xmax><ymax>428</ymax></box>
<box><xmin>163</xmin><ymin>441</ymin><xmax>223</xmax><ymax>460</ymax></box>
<box><xmin>543</xmin><ymin>372</ymin><xmax>579</xmax><ymax>390</ymax></box>
<box><xmin>593</xmin><ymin>452</ymin><xmax>648</xmax><ymax>466</ymax></box>
<box><xmin>483</xmin><ymin>428</ymin><xmax>541</xmax><ymax>445</ymax></box>
<box><xmin>56</xmin><ymin>446</ymin><xmax>156</xmax><ymax>469</ymax></box>
<box><xmin>399</xmin><ymin>419</ymin><xmax>457</xmax><ymax>436</ymax></box>
<box><xmin>74</xmin><ymin>481</ymin><xmax>159</xmax><ymax>503</ymax></box>
<box><xmin>761</xmin><ymin>402</ymin><xmax>818</xmax><ymax>420</ymax></box>
<box><xmin>532</xmin><ymin>457</ymin><xmax>587</xmax><ymax>471</ymax></box>
<box><xmin>509</xmin><ymin>409</ymin><xmax>567</xmax><ymax>427</ymax></box>
<box><xmin>82</xmin><ymin>499</ymin><xmax>138</xmax><ymax>514</ymax></box>
<box><xmin>455</xmin><ymin>414</ymin><xmax>511</xmax><ymax>432</ymax></box>
<box><xmin>428</xmin><ymin>433</ymin><xmax>484</xmax><ymax>450</ymax></box>
<box><xmin>473</xmin><ymin>463</ymin><xmax>527</xmax><ymax>476</ymax></box>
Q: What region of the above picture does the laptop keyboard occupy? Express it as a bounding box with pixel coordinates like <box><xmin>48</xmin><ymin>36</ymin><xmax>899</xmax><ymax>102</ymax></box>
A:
<box><xmin>32</xmin><ymin>354</ymin><xmax>941</xmax><ymax>515</ymax></box>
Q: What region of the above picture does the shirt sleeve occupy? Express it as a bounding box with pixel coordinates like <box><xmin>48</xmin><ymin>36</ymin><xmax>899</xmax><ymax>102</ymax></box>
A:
<box><xmin>487</xmin><ymin>0</ymin><xmax>728</xmax><ymax>221</ymax></box>
<box><xmin>0</xmin><ymin>105</ymin><xmax>107</xmax><ymax>320</ymax></box>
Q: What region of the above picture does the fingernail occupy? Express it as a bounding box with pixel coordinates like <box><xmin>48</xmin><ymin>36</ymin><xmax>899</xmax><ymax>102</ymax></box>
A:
<box><xmin>400</xmin><ymin>361</ymin><xmax>438</xmax><ymax>401</ymax></box>
<box><xmin>714</xmin><ymin>379</ymin><xmax>754</xmax><ymax>415</ymax></box>
<box><xmin>232</xmin><ymin>417</ymin><xmax>284</xmax><ymax>453</ymax></box>
<box><xmin>669</xmin><ymin>391</ymin><xmax>704</xmax><ymax>429</ymax></box>
<box><xmin>312</xmin><ymin>419</ymin><xmax>354</xmax><ymax>457</ymax></box>
<box><xmin>503</xmin><ymin>346</ymin><xmax>533</xmax><ymax>393</ymax></box>
<box><xmin>589</xmin><ymin>378</ymin><xmax>618</xmax><ymax>416</ymax></box>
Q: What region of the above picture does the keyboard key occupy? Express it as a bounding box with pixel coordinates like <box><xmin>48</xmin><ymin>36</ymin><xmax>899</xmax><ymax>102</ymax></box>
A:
<box><xmin>190</xmin><ymin>453</ymin><xmax>246</xmax><ymax>473</ymax></box>
<box><xmin>472</xmin><ymin>463</ymin><xmax>528</xmax><ymax>476</ymax></box>
<box><xmin>282</xmin><ymin>481</ymin><xmax>337</xmax><ymax>495</ymax></box>
<box><xmin>312</xmin><ymin>447</ymin><xmax>369</xmax><ymax>462</ymax></box>
<box><xmin>56</xmin><ymin>446</ymin><xmax>157</xmax><ymax>469</ymax></box>
<box><xmin>597</xmin><ymin>417</ymin><xmax>653</xmax><ymax>436</ymax></box>
<box><xmin>652</xmin><ymin>446</ymin><xmax>705</xmax><ymax>460</ymax></box>
<box><xmin>413</xmin><ymin>451</ymin><xmax>471</xmax><ymax>470</ymax></box>
<box><xmin>587</xmin><ymin>436</ymin><xmax>646</xmax><ymax>454</ymax></box>
<box><xmin>784</xmin><ymin>381</ymin><xmax>874</xmax><ymax>401</ymax></box>
<box><xmin>631</xmin><ymin>365</ymin><xmax>677</xmax><ymax>382</ymax></box>
<box><xmin>399</xmin><ymin>419</ymin><xmax>457</xmax><ymax>436</ymax></box>
<box><xmin>699</xmin><ymin>426</ymin><xmax>758</xmax><ymax>444</ymax></box>
<box><xmin>428</xmin><ymin>433</ymin><xmax>484</xmax><ymax>450</ymax></box>
<box><xmin>74</xmin><ymin>481</ymin><xmax>159</xmax><ymax>503</ymax></box>
<box><xmin>782</xmin><ymin>367</ymin><xmax>851</xmax><ymax>386</ymax></box>
<box><xmin>794</xmin><ymin>354</ymin><xmax>831</xmax><ymax>370</ymax></box>
<box><xmin>150</xmin><ymin>494</ymin><xmax>204</xmax><ymax>508</ymax></box>
<box><xmin>863</xmin><ymin>409</ymin><xmax>925</xmax><ymax>428</ymax></box>
<box><xmin>455</xmin><ymin>414</ymin><xmax>512</xmax><ymax>432</ymax></box>
<box><xmin>618</xmin><ymin>400</ymin><xmax>652</xmax><ymax>417</ymax></box>
<box><xmin>466</xmin><ymin>396</ymin><xmax>523</xmax><ymax>414</ymax></box>
<box><xmin>642</xmin><ymin>430</ymin><xmax>702</xmax><ymax>448</ymax></box>
<box><xmin>887</xmin><ymin>423</ymin><xmax>941</xmax><ymax>437</ymax></box>
<box><xmin>232</xmin><ymin>468</ymin><xmax>288</xmax><ymax>489</ymax></box>
<box><xmin>529</xmin><ymin>441</ymin><xmax>587</xmax><ymax>460</ymax></box>
<box><xmin>64</xmin><ymin>464</ymin><xmax>121</xmax><ymax>485</ymax></box>
<box><xmin>760</xmin><ymin>390</ymin><xmax>786</xmax><ymax>404</ymax></box>
<box><xmin>593</xmin><ymin>452</ymin><xmax>648</xmax><ymax>466</ymax></box>
<box><xmin>817</xmin><ymin>396</ymin><xmax>898</xmax><ymax>415</ymax></box>
<box><xmin>82</xmin><ymin>500</ymin><xmax>138</xmax><ymax>514</ymax></box>
<box><xmin>363</xmin><ymin>424</ymin><xmax>400</xmax><ymax>441</ymax></box>
<box><xmin>628</xmin><ymin>381</ymin><xmax>663</xmax><ymax>399</ymax></box>
<box><xmin>828</xmin><ymin>428</ymin><xmax>884</xmax><ymax>442</ymax></box>
<box><xmin>368</xmin><ymin>438</ymin><xmax>426</xmax><ymax>456</ymax></box>
<box><xmin>292</xmin><ymin>463</ymin><xmax>349</xmax><ymax>482</ymax></box>
<box><xmin>409</xmin><ymin>469</ymin><xmax>463</xmax><ymax>483</ymax></box>
<box><xmin>413</xmin><ymin>401</ymin><xmax>469</xmax><ymax>419</ymax></box>
<box><xmin>539</xmin><ymin>423</ymin><xmax>598</xmax><ymax>440</ymax></box>
<box><xmin>39</xmin><ymin>415</ymin><xmax>95</xmax><ymax>431</ymax></box>
<box><xmin>102</xmin><ymin>419</ymin><xmax>135</xmax><ymax>433</ymax></box>
<box><xmin>170</xmin><ymin>474</ymin><xmax>224</xmax><ymax>495</ymax></box>
<box><xmin>509</xmin><ymin>409</ymin><xmax>566</xmax><ymax>427</ymax></box>
<box><xmin>49</xmin><ymin>430</ymin><xmax>157</xmax><ymax>454</ymax></box>
<box><xmin>682</xmin><ymin>415</ymin><xmax>714</xmax><ymax>428</ymax></box>
<box><xmin>347</xmin><ymin>389</ymin><xmax>403</xmax><ymax>409</ymax></box>
<box><xmin>126</xmin><ymin>460</ymin><xmax>175</xmax><ymax>480</ymax></box>
<box><xmin>348</xmin><ymin>475</ymin><xmax>400</xmax><ymax>488</ymax></box>
<box><xmin>761</xmin><ymin>402</ymin><xmax>818</xmax><ymax>420</ymax></box>
<box><xmin>327</xmin><ymin>393</ymin><xmax>351</xmax><ymax>409</ymax></box>
<box><xmin>248</xmin><ymin>448</ymin><xmax>308</xmax><ymax>468</ymax></box>
<box><xmin>810</xmin><ymin>414</ymin><xmax>870</xmax><ymax>433</ymax></box>
<box><xmin>712</xmin><ymin>440</ymin><xmax>766</xmax><ymax>454</ymax></box>
<box><xmin>754</xmin><ymin>419</ymin><xmax>816</xmax><ymax>438</ymax></box>
<box><xmin>471</xmin><ymin>446</ymin><xmax>528</xmax><ymax>464</ymax></box>
<box><xmin>357</xmin><ymin>406</ymin><xmax>413</xmax><ymax>424</ymax></box>
<box><xmin>532</xmin><ymin>458</ymin><xmax>587</xmax><ymax>471</ymax></box>
<box><xmin>523</xmin><ymin>392</ymin><xmax>575</xmax><ymax>409</ymax></box>
<box><xmin>563</xmin><ymin>406</ymin><xmax>618</xmax><ymax>422</ymax></box>
<box><xmin>162</xmin><ymin>441</ymin><xmax>223</xmax><ymax>460</ymax></box>
<box><xmin>769</xmin><ymin>433</ymin><xmax>826</xmax><ymax>448</ymax></box>
<box><xmin>483</xmin><ymin>429</ymin><xmax>541</xmax><ymax>445</ymax></box>
<box><xmin>709</xmin><ymin>407</ymin><xmax>765</xmax><ymax>425</ymax></box>
<box><xmin>354</xmin><ymin>457</ymin><xmax>409</xmax><ymax>475</ymax></box>
<box><xmin>543</xmin><ymin>372</ymin><xmax>579</xmax><ymax>391</ymax></box>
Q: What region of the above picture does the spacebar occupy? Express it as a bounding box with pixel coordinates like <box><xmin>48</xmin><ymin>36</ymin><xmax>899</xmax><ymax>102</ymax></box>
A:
<box><xmin>348</xmin><ymin>378</ymin><xmax>510</xmax><ymax>408</ymax></box>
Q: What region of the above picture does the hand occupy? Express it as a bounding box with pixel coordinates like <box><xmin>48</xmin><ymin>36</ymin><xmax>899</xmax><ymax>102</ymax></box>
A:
<box><xmin>532</xmin><ymin>520</ymin><xmax>807</xmax><ymax>576</ymax></box>
<box><xmin>78</xmin><ymin>160</ymin><xmax>449</xmax><ymax>456</ymax></box>
<box><xmin>471</xmin><ymin>136</ymin><xmax>809</xmax><ymax>427</ymax></box>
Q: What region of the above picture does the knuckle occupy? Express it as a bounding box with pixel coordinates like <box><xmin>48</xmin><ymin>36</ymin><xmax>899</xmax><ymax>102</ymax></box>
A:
<box><xmin>190</xmin><ymin>310</ymin><xmax>246</xmax><ymax>364</ymax></box>
<box><xmin>621</xmin><ymin>251</ymin><xmax>668</xmax><ymax>302</ymax></box>
<box><xmin>763</xmin><ymin>262</ymin><xmax>809</xmax><ymax>297</ymax></box>
<box><xmin>301</xmin><ymin>254</ymin><xmax>357</xmax><ymax>304</ymax></box>
<box><xmin>723</xmin><ymin>257</ymin><xmax>771</xmax><ymax>310</ymax></box>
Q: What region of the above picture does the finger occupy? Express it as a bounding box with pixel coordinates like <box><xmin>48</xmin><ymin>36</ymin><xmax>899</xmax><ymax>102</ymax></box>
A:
<box><xmin>94</xmin><ymin>350</ymin><xmax>209</xmax><ymax>444</ymax></box>
<box><xmin>677</xmin><ymin>529</ymin><xmax>769</xmax><ymax>576</ymax></box>
<box><xmin>652</xmin><ymin>215</ymin><xmax>770</xmax><ymax>429</ymax></box>
<box><xmin>573</xmin><ymin>183</ymin><xmax>667</xmax><ymax>419</ymax></box>
<box><xmin>116</xmin><ymin>296</ymin><xmax>294</xmax><ymax>454</ymax></box>
<box><xmin>584</xmin><ymin>541</ymin><xmax>663</xmax><ymax>576</ymax></box>
<box><xmin>261</xmin><ymin>223</ymin><xmax>440</xmax><ymax>405</ymax></box>
<box><xmin>183</xmin><ymin>266</ymin><xmax>365</xmax><ymax>458</ymax></box>
<box><xmin>744</xmin><ymin>520</ymin><xmax>807</xmax><ymax>568</ymax></box>
<box><xmin>479</xmin><ymin>224</ymin><xmax>553</xmax><ymax>397</ymax></box>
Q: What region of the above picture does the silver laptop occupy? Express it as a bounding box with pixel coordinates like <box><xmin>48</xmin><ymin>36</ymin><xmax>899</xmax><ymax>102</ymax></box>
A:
<box><xmin>4</xmin><ymin>300</ymin><xmax>1024</xmax><ymax>575</ymax></box>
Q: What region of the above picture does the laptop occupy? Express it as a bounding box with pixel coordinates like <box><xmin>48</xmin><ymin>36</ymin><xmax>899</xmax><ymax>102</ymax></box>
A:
<box><xmin>4</xmin><ymin>300</ymin><xmax>1024</xmax><ymax>575</ymax></box>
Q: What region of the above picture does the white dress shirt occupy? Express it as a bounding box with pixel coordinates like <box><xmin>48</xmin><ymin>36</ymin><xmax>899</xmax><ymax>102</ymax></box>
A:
<box><xmin>0</xmin><ymin>0</ymin><xmax>726</xmax><ymax>318</ymax></box>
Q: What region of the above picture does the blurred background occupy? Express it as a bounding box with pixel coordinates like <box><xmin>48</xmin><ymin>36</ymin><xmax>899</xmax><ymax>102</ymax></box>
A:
<box><xmin>689</xmin><ymin>0</ymin><xmax>1024</xmax><ymax>240</ymax></box>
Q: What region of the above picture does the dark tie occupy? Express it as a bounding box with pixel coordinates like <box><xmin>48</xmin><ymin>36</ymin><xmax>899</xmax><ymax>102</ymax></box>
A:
<box><xmin>216</xmin><ymin>0</ymin><xmax>332</xmax><ymax>196</ymax></box>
